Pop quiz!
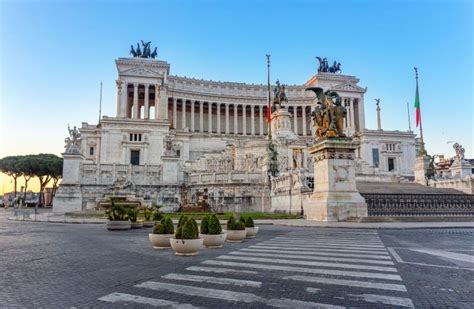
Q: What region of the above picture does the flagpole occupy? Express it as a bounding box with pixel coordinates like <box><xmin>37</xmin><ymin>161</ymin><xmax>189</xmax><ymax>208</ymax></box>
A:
<box><xmin>266</xmin><ymin>54</ymin><xmax>271</xmax><ymax>140</ymax></box>
<box><xmin>407</xmin><ymin>102</ymin><xmax>411</xmax><ymax>132</ymax></box>
<box><xmin>414</xmin><ymin>67</ymin><xmax>425</xmax><ymax>153</ymax></box>
<box><xmin>98</xmin><ymin>81</ymin><xmax>103</xmax><ymax>124</ymax></box>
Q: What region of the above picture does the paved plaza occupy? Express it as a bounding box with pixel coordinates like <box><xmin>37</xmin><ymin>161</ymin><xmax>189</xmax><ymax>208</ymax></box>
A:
<box><xmin>1</xmin><ymin>210</ymin><xmax>473</xmax><ymax>308</ymax></box>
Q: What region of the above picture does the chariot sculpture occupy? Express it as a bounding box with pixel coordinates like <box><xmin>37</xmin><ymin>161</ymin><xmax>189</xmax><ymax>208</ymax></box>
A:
<box><xmin>306</xmin><ymin>87</ymin><xmax>347</xmax><ymax>139</ymax></box>
<box><xmin>316</xmin><ymin>57</ymin><xmax>342</xmax><ymax>73</ymax></box>
<box><xmin>130</xmin><ymin>40</ymin><xmax>158</xmax><ymax>59</ymax></box>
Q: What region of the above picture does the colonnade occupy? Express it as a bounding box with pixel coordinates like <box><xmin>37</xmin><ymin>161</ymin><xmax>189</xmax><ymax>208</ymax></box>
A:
<box><xmin>168</xmin><ymin>99</ymin><xmax>314</xmax><ymax>136</ymax></box>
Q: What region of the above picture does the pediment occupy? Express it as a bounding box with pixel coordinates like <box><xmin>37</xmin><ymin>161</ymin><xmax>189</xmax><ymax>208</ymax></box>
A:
<box><xmin>120</xmin><ymin>67</ymin><xmax>163</xmax><ymax>77</ymax></box>
<box><xmin>331</xmin><ymin>82</ymin><xmax>366</xmax><ymax>93</ymax></box>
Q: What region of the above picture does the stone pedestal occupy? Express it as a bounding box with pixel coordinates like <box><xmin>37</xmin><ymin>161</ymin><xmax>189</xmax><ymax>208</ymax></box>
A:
<box><xmin>271</xmin><ymin>108</ymin><xmax>297</xmax><ymax>140</ymax></box>
<box><xmin>161</xmin><ymin>156</ymin><xmax>179</xmax><ymax>184</ymax></box>
<box><xmin>414</xmin><ymin>155</ymin><xmax>430</xmax><ymax>185</ymax></box>
<box><xmin>450</xmin><ymin>160</ymin><xmax>472</xmax><ymax>179</ymax></box>
<box><xmin>305</xmin><ymin>138</ymin><xmax>367</xmax><ymax>221</ymax></box>
<box><xmin>53</xmin><ymin>153</ymin><xmax>84</xmax><ymax>213</ymax></box>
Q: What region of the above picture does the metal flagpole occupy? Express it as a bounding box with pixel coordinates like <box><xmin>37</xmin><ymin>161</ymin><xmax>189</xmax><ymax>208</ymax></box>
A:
<box><xmin>98</xmin><ymin>81</ymin><xmax>103</xmax><ymax>124</ymax></box>
<box><xmin>407</xmin><ymin>102</ymin><xmax>411</xmax><ymax>132</ymax></box>
<box><xmin>266</xmin><ymin>54</ymin><xmax>271</xmax><ymax>139</ymax></box>
<box><xmin>414</xmin><ymin>67</ymin><xmax>425</xmax><ymax>153</ymax></box>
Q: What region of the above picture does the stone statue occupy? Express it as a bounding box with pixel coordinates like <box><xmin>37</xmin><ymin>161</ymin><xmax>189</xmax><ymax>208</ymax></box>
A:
<box><xmin>267</xmin><ymin>142</ymin><xmax>279</xmax><ymax>177</ymax></box>
<box><xmin>64</xmin><ymin>124</ymin><xmax>81</xmax><ymax>154</ymax></box>
<box><xmin>453</xmin><ymin>143</ymin><xmax>465</xmax><ymax>162</ymax></box>
<box><xmin>272</xmin><ymin>80</ymin><xmax>288</xmax><ymax>110</ymax></box>
<box><xmin>316</xmin><ymin>57</ymin><xmax>341</xmax><ymax>74</ymax></box>
<box><xmin>307</xmin><ymin>87</ymin><xmax>347</xmax><ymax>139</ymax></box>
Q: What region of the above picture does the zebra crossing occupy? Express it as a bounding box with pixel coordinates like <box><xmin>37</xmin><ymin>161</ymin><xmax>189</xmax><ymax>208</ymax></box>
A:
<box><xmin>99</xmin><ymin>230</ymin><xmax>415</xmax><ymax>308</ymax></box>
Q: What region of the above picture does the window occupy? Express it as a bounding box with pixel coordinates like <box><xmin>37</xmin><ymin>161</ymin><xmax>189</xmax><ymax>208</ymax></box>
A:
<box><xmin>129</xmin><ymin>133</ymin><xmax>142</xmax><ymax>142</ymax></box>
<box><xmin>130</xmin><ymin>150</ymin><xmax>140</xmax><ymax>165</ymax></box>
<box><xmin>388</xmin><ymin>158</ymin><xmax>395</xmax><ymax>171</ymax></box>
<box><xmin>89</xmin><ymin>147</ymin><xmax>94</xmax><ymax>156</ymax></box>
<box><xmin>372</xmin><ymin>148</ymin><xmax>379</xmax><ymax>167</ymax></box>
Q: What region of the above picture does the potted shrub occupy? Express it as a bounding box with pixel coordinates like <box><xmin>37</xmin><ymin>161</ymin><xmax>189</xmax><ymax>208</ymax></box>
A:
<box><xmin>244</xmin><ymin>216</ymin><xmax>259</xmax><ymax>238</ymax></box>
<box><xmin>200</xmin><ymin>214</ymin><xmax>226</xmax><ymax>248</ymax></box>
<box><xmin>225</xmin><ymin>214</ymin><xmax>247</xmax><ymax>242</ymax></box>
<box><xmin>170</xmin><ymin>216</ymin><xmax>203</xmax><ymax>256</ymax></box>
<box><xmin>128</xmin><ymin>208</ymin><xmax>143</xmax><ymax>229</ymax></box>
<box><xmin>142</xmin><ymin>206</ymin><xmax>155</xmax><ymax>228</ymax></box>
<box><xmin>149</xmin><ymin>217</ymin><xmax>174</xmax><ymax>249</ymax></box>
<box><xmin>105</xmin><ymin>202</ymin><xmax>131</xmax><ymax>231</ymax></box>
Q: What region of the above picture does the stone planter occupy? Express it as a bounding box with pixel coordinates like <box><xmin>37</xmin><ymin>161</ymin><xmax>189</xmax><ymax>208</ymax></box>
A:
<box><xmin>130</xmin><ymin>221</ymin><xmax>143</xmax><ymax>229</ymax></box>
<box><xmin>245</xmin><ymin>227</ymin><xmax>259</xmax><ymax>238</ymax></box>
<box><xmin>149</xmin><ymin>233</ymin><xmax>174</xmax><ymax>249</ymax></box>
<box><xmin>226</xmin><ymin>229</ymin><xmax>247</xmax><ymax>242</ymax></box>
<box><xmin>143</xmin><ymin>221</ymin><xmax>155</xmax><ymax>228</ymax></box>
<box><xmin>106</xmin><ymin>220</ymin><xmax>131</xmax><ymax>231</ymax></box>
<box><xmin>170</xmin><ymin>238</ymin><xmax>203</xmax><ymax>256</ymax></box>
<box><xmin>201</xmin><ymin>232</ymin><xmax>227</xmax><ymax>248</ymax></box>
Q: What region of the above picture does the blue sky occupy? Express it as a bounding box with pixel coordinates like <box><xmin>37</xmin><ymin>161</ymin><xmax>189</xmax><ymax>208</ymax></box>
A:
<box><xmin>0</xmin><ymin>0</ymin><xmax>472</xmax><ymax>161</ymax></box>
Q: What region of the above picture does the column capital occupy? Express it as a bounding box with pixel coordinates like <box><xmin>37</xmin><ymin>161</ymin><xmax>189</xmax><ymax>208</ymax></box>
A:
<box><xmin>133</xmin><ymin>82</ymin><xmax>139</xmax><ymax>88</ymax></box>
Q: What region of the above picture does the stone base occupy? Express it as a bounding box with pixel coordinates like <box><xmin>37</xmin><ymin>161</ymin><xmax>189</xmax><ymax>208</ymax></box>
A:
<box><xmin>53</xmin><ymin>184</ymin><xmax>83</xmax><ymax>213</ymax></box>
<box><xmin>306</xmin><ymin>138</ymin><xmax>367</xmax><ymax>222</ymax></box>
<box><xmin>414</xmin><ymin>155</ymin><xmax>430</xmax><ymax>185</ymax></box>
<box><xmin>305</xmin><ymin>191</ymin><xmax>367</xmax><ymax>222</ymax></box>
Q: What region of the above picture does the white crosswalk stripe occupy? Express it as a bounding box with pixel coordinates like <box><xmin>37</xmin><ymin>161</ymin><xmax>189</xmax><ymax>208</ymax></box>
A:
<box><xmin>98</xmin><ymin>230</ymin><xmax>414</xmax><ymax>308</ymax></box>
<box><xmin>162</xmin><ymin>273</ymin><xmax>262</xmax><ymax>287</ymax></box>
<box><xmin>228</xmin><ymin>251</ymin><xmax>395</xmax><ymax>265</ymax></box>
<box><xmin>241</xmin><ymin>247</ymin><xmax>392</xmax><ymax>260</ymax></box>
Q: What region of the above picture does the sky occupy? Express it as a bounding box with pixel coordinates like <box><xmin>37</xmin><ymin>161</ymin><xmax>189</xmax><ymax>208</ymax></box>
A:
<box><xmin>0</xmin><ymin>0</ymin><xmax>472</xmax><ymax>194</ymax></box>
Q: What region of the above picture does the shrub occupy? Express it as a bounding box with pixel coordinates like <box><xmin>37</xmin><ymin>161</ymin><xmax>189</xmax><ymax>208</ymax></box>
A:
<box><xmin>208</xmin><ymin>214</ymin><xmax>222</xmax><ymax>235</ymax></box>
<box><xmin>245</xmin><ymin>217</ymin><xmax>255</xmax><ymax>228</ymax></box>
<box><xmin>240</xmin><ymin>217</ymin><xmax>246</xmax><ymax>224</ymax></box>
<box><xmin>226</xmin><ymin>214</ymin><xmax>236</xmax><ymax>230</ymax></box>
<box><xmin>200</xmin><ymin>214</ymin><xmax>210</xmax><ymax>234</ymax></box>
<box><xmin>106</xmin><ymin>203</ymin><xmax>128</xmax><ymax>221</ymax></box>
<box><xmin>143</xmin><ymin>207</ymin><xmax>153</xmax><ymax>221</ymax></box>
<box><xmin>127</xmin><ymin>208</ymin><xmax>139</xmax><ymax>222</ymax></box>
<box><xmin>176</xmin><ymin>218</ymin><xmax>199</xmax><ymax>239</ymax></box>
<box><xmin>232</xmin><ymin>221</ymin><xmax>246</xmax><ymax>230</ymax></box>
<box><xmin>177</xmin><ymin>215</ymin><xmax>189</xmax><ymax>228</ymax></box>
<box><xmin>153</xmin><ymin>217</ymin><xmax>174</xmax><ymax>234</ymax></box>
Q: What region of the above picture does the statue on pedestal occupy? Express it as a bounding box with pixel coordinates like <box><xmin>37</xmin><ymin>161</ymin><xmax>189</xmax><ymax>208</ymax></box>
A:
<box><xmin>64</xmin><ymin>124</ymin><xmax>81</xmax><ymax>154</ymax></box>
<box><xmin>272</xmin><ymin>80</ymin><xmax>288</xmax><ymax>111</ymax></box>
<box><xmin>307</xmin><ymin>87</ymin><xmax>347</xmax><ymax>139</ymax></box>
<box><xmin>453</xmin><ymin>143</ymin><xmax>465</xmax><ymax>163</ymax></box>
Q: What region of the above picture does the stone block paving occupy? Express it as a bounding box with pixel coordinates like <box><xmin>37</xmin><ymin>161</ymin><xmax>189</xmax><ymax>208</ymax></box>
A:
<box><xmin>1</xmin><ymin>212</ymin><xmax>473</xmax><ymax>308</ymax></box>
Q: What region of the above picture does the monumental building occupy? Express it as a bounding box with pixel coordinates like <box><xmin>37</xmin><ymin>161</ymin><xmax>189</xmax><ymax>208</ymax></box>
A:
<box><xmin>53</xmin><ymin>43</ymin><xmax>420</xmax><ymax>213</ymax></box>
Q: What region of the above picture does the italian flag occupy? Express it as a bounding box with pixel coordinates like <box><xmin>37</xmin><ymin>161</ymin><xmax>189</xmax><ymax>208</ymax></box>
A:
<box><xmin>414</xmin><ymin>82</ymin><xmax>421</xmax><ymax>127</ymax></box>
<box><xmin>266</xmin><ymin>92</ymin><xmax>271</xmax><ymax>122</ymax></box>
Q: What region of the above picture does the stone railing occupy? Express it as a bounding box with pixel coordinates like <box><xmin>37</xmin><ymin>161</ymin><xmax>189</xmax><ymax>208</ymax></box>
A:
<box><xmin>189</xmin><ymin>172</ymin><xmax>264</xmax><ymax>185</ymax></box>
<box><xmin>272</xmin><ymin>170</ymin><xmax>314</xmax><ymax>194</ymax></box>
<box><xmin>81</xmin><ymin>163</ymin><xmax>162</xmax><ymax>186</ymax></box>
<box><xmin>362</xmin><ymin>193</ymin><xmax>474</xmax><ymax>216</ymax></box>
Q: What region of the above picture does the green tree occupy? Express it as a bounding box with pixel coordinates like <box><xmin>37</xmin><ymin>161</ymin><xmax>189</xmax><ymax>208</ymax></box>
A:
<box><xmin>0</xmin><ymin>156</ymin><xmax>22</xmax><ymax>197</ymax></box>
<box><xmin>15</xmin><ymin>155</ymin><xmax>36</xmax><ymax>202</ymax></box>
<box><xmin>28</xmin><ymin>154</ymin><xmax>62</xmax><ymax>206</ymax></box>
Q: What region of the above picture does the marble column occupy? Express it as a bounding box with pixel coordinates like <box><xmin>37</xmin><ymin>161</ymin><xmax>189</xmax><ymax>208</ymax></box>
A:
<box><xmin>199</xmin><ymin>101</ymin><xmax>204</xmax><ymax>132</ymax></box>
<box><xmin>144</xmin><ymin>84</ymin><xmax>150</xmax><ymax>119</ymax></box>
<box><xmin>302</xmin><ymin>106</ymin><xmax>307</xmax><ymax>136</ymax></box>
<box><xmin>225</xmin><ymin>104</ymin><xmax>230</xmax><ymax>134</ymax></box>
<box><xmin>358</xmin><ymin>96</ymin><xmax>366</xmax><ymax>131</ymax></box>
<box><xmin>293</xmin><ymin>106</ymin><xmax>298</xmax><ymax>135</ymax></box>
<box><xmin>251</xmin><ymin>105</ymin><xmax>255</xmax><ymax>135</ymax></box>
<box><xmin>116</xmin><ymin>80</ymin><xmax>122</xmax><ymax>117</ymax></box>
<box><xmin>121</xmin><ymin>82</ymin><xmax>128</xmax><ymax>118</ymax></box>
<box><xmin>190</xmin><ymin>100</ymin><xmax>195</xmax><ymax>132</ymax></box>
<box><xmin>154</xmin><ymin>85</ymin><xmax>160</xmax><ymax>120</ymax></box>
<box><xmin>259</xmin><ymin>105</ymin><xmax>264</xmax><ymax>136</ymax></box>
<box><xmin>242</xmin><ymin>105</ymin><xmax>247</xmax><ymax>135</ymax></box>
<box><xmin>208</xmin><ymin>102</ymin><xmax>213</xmax><ymax>133</ymax></box>
<box><xmin>349</xmin><ymin>98</ymin><xmax>356</xmax><ymax>133</ymax></box>
<box><xmin>181</xmin><ymin>99</ymin><xmax>186</xmax><ymax>129</ymax></box>
<box><xmin>133</xmin><ymin>83</ymin><xmax>139</xmax><ymax>119</ymax></box>
<box><xmin>172</xmin><ymin>97</ymin><xmax>177</xmax><ymax>127</ymax></box>
<box><xmin>216</xmin><ymin>103</ymin><xmax>221</xmax><ymax>134</ymax></box>
<box><xmin>234</xmin><ymin>104</ymin><xmax>238</xmax><ymax>135</ymax></box>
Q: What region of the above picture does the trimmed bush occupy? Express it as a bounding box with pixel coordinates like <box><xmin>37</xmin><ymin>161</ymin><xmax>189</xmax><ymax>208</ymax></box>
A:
<box><xmin>227</xmin><ymin>214</ymin><xmax>236</xmax><ymax>230</ymax></box>
<box><xmin>152</xmin><ymin>210</ymin><xmax>162</xmax><ymax>221</ymax></box>
<box><xmin>177</xmin><ymin>215</ymin><xmax>189</xmax><ymax>228</ymax></box>
<box><xmin>240</xmin><ymin>217</ymin><xmax>246</xmax><ymax>224</ymax></box>
<box><xmin>245</xmin><ymin>217</ymin><xmax>255</xmax><ymax>228</ymax></box>
<box><xmin>176</xmin><ymin>218</ymin><xmax>199</xmax><ymax>239</ymax></box>
<box><xmin>143</xmin><ymin>207</ymin><xmax>153</xmax><ymax>221</ymax></box>
<box><xmin>200</xmin><ymin>214</ymin><xmax>210</xmax><ymax>234</ymax></box>
<box><xmin>232</xmin><ymin>221</ymin><xmax>246</xmax><ymax>230</ymax></box>
<box><xmin>208</xmin><ymin>214</ymin><xmax>222</xmax><ymax>235</ymax></box>
<box><xmin>227</xmin><ymin>214</ymin><xmax>246</xmax><ymax>230</ymax></box>
<box><xmin>153</xmin><ymin>217</ymin><xmax>174</xmax><ymax>234</ymax></box>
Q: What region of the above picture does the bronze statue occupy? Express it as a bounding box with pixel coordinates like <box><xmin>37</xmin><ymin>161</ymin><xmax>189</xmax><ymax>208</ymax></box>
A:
<box><xmin>130</xmin><ymin>41</ymin><xmax>158</xmax><ymax>59</ymax></box>
<box><xmin>316</xmin><ymin>57</ymin><xmax>341</xmax><ymax>74</ymax></box>
<box><xmin>130</xmin><ymin>45</ymin><xmax>137</xmax><ymax>57</ymax></box>
<box><xmin>307</xmin><ymin>87</ymin><xmax>347</xmax><ymax>139</ymax></box>
<box><xmin>150</xmin><ymin>47</ymin><xmax>158</xmax><ymax>59</ymax></box>
<box><xmin>272</xmin><ymin>80</ymin><xmax>288</xmax><ymax>111</ymax></box>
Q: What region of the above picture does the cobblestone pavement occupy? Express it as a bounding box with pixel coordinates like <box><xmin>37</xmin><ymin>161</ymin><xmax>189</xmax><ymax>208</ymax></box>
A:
<box><xmin>1</xmin><ymin>209</ymin><xmax>473</xmax><ymax>308</ymax></box>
